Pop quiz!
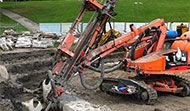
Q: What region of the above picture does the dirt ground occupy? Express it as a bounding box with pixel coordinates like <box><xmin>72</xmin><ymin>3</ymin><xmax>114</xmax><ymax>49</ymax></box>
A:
<box><xmin>68</xmin><ymin>70</ymin><xmax>190</xmax><ymax>111</ymax></box>
<box><xmin>0</xmin><ymin>49</ymin><xmax>55</xmax><ymax>111</ymax></box>
<box><xmin>0</xmin><ymin>49</ymin><xmax>190</xmax><ymax>111</ymax></box>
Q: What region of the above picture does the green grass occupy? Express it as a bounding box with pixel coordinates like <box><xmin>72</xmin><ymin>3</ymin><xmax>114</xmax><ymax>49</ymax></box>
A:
<box><xmin>0</xmin><ymin>12</ymin><xmax>17</xmax><ymax>24</ymax></box>
<box><xmin>0</xmin><ymin>0</ymin><xmax>190</xmax><ymax>23</ymax></box>
<box><xmin>0</xmin><ymin>13</ymin><xmax>28</xmax><ymax>34</ymax></box>
<box><xmin>114</xmin><ymin>0</ymin><xmax>190</xmax><ymax>22</ymax></box>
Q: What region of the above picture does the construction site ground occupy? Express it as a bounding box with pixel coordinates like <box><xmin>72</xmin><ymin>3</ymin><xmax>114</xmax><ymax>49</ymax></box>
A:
<box><xmin>69</xmin><ymin>71</ymin><xmax>190</xmax><ymax>111</ymax></box>
<box><xmin>0</xmin><ymin>49</ymin><xmax>190</xmax><ymax>111</ymax></box>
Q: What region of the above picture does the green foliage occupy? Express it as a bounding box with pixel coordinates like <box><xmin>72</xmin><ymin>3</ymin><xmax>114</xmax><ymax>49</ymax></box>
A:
<box><xmin>54</xmin><ymin>42</ymin><xmax>59</xmax><ymax>48</ymax></box>
<box><xmin>0</xmin><ymin>13</ymin><xmax>28</xmax><ymax>34</ymax></box>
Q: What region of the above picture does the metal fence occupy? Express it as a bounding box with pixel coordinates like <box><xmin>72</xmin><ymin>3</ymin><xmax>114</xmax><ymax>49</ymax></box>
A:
<box><xmin>40</xmin><ymin>22</ymin><xmax>190</xmax><ymax>35</ymax></box>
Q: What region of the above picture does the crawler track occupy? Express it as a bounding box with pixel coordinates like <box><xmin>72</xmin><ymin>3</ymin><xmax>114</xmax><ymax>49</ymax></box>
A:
<box><xmin>100</xmin><ymin>78</ymin><xmax>158</xmax><ymax>105</ymax></box>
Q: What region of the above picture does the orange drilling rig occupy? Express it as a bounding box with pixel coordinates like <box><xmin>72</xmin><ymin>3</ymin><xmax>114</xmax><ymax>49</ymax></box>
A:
<box><xmin>44</xmin><ymin>0</ymin><xmax>190</xmax><ymax>109</ymax></box>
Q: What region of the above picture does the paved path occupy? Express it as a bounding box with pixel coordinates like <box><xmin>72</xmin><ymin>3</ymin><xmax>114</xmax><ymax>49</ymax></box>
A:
<box><xmin>0</xmin><ymin>8</ymin><xmax>39</xmax><ymax>32</ymax></box>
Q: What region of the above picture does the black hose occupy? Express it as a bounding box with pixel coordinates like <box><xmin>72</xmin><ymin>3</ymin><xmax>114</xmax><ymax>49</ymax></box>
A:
<box><xmin>83</xmin><ymin>26</ymin><xmax>161</xmax><ymax>80</ymax></box>
<box><xmin>79</xmin><ymin>59</ymin><xmax>105</xmax><ymax>90</ymax></box>
<box><xmin>84</xmin><ymin>28</ymin><xmax>150</xmax><ymax>73</ymax></box>
<box><xmin>143</xmin><ymin>27</ymin><xmax>161</xmax><ymax>56</ymax></box>
<box><xmin>84</xmin><ymin>61</ymin><xmax>123</xmax><ymax>73</ymax></box>
<box><xmin>131</xmin><ymin>28</ymin><xmax>150</xmax><ymax>60</ymax></box>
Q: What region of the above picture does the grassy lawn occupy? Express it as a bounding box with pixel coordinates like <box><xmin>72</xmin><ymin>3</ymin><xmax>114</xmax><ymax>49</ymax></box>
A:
<box><xmin>0</xmin><ymin>0</ymin><xmax>190</xmax><ymax>23</ymax></box>
<box><xmin>0</xmin><ymin>13</ymin><xmax>28</xmax><ymax>34</ymax></box>
<box><xmin>0</xmin><ymin>12</ymin><xmax>16</xmax><ymax>24</ymax></box>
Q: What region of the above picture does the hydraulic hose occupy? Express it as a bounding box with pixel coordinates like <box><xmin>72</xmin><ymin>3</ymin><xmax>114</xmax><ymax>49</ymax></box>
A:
<box><xmin>131</xmin><ymin>28</ymin><xmax>150</xmax><ymax>60</ymax></box>
<box><xmin>84</xmin><ymin>60</ymin><xmax>123</xmax><ymax>73</ymax></box>
<box><xmin>84</xmin><ymin>27</ymin><xmax>155</xmax><ymax>73</ymax></box>
<box><xmin>79</xmin><ymin>59</ymin><xmax>105</xmax><ymax>90</ymax></box>
<box><xmin>143</xmin><ymin>27</ymin><xmax>161</xmax><ymax>56</ymax></box>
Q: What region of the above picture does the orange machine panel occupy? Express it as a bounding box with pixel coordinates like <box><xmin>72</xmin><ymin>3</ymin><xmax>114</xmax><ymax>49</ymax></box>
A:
<box><xmin>184</xmin><ymin>43</ymin><xmax>190</xmax><ymax>64</ymax></box>
<box><xmin>134</xmin><ymin>43</ymin><xmax>148</xmax><ymax>59</ymax></box>
<box><xmin>171</xmin><ymin>40</ymin><xmax>190</xmax><ymax>64</ymax></box>
<box><xmin>171</xmin><ymin>40</ymin><xmax>188</xmax><ymax>51</ymax></box>
<box><xmin>131</xmin><ymin>53</ymin><xmax>166</xmax><ymax>71</ymax></box>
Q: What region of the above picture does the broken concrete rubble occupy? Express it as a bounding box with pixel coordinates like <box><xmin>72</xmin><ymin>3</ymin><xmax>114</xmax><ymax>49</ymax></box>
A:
<box><xmin>15</xmin><ymin>37</ymin><xmax>32</xmax><ymax>48</ymax></box>
<box><xmin>40</xmin><ymin>33</ymin><xmax>58</xmax><ymax>39</ymax></box>
<box><xmin>0</xmin><ymin>30</ymin><xmax>59</xmax><ymax>50</ymax></box>
<box><xmin>3</xmin><ymin>29</ymin><xmax>17</xmax><ymax>36</ymax></box>
<box><xmin>58</xmin><ymin>94</ymin><xmax>112</xmax><ymax>111</ymax></box>
<box><xmin>56</xmin><ymin>36</ymin><xmax>65</xmax><ymax>43</ymax></box>
<box><xmin>0</xmin><ymin>37</ymin><xmax>13</xmax><ymax>50</ymax></box>
<box><xmin>0</xmin><ymin>65</ymin><xmax>9</xmax><ymax>82</ymax></box>
<box><xmin>42</xmin><ymin>78</ymin><xmax>112</xmax><ymax>111</ymax></box>
<box><xmin>32</xmin><ymin>38</ymin><xmax>55</xmax><ymax>48</ymax></box>
<box><xmin>33</xmin><ymin>33</ymin><xmax>41</xmax><ymax>39</ymax></box>
<box><xmin>32</xmin><ymin>40</ymin><xmax>47</xmax><ymax>48</ymax></box>
<box><xmin>22</xmin><ymin>31</ymin><xmax>31</xmax><ymax>36</ymax></box>
<box><xmin>22</xmin><ymin>99</ymin><xmax>43</xmax><ymax>111</ymax></box>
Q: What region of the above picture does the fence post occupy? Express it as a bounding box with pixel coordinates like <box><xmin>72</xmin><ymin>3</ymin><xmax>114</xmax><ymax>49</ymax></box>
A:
<box><xmin>124</xmin><ymin>22</ymin><xmax>126</xmax><ymax>32</ymax></box>
<box><xmin>17</xmin><ymin>23</ymin><xmax>19</xmax><ymax>32</ymax></box>
<box><xmin>15</xmin><ymin>0</ymin><xmax>18</xmax><ymax>7</ymax></box>
<box><xmin>60</xmin><ymin>23</ymin><xmax>62</xmax><ymax>34</ymax></box>
<box><xmin>113</xmin><ymin>22</ymin><xmax>115</xmax><ymax>29</ymax></box>
<box><xmin>81</xmin><ymin>23</ymin><xmax>83</xmax><ymax>32</ymax></box>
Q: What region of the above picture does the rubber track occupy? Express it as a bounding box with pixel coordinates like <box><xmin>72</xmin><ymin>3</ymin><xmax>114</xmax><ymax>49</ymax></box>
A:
<box><xmin>100</xmin><ymin>78</ymin><xmax>158</xmax><ymax>105</ymax></box>
<box><xmin>137</xmin><ymin>80</ymin><xmax>157</xmax><ymax>105</ymax></box>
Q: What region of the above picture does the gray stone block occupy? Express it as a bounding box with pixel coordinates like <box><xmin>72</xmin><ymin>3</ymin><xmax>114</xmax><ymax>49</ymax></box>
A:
<box><xmin>0</xmin><ymin>65</ymin><xmax>9</xmax><ymax>82</ymax></box>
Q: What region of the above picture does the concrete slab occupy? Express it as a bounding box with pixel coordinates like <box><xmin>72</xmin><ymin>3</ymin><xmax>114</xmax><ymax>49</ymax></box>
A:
<box><xmin>58</xmin><ymin>94</ymin><xmax>112</xmax><ymax>111</ymax></box>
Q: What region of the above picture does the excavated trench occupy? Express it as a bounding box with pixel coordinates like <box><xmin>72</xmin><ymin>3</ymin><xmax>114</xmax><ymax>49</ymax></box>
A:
<box><xmin>0</xmin><ymin>48</ymin><xmax>123</xmax><ymax>111</ymax></box>
<box><xmin>1</xmin><ymin>49</ymin><xmax>190</xmax><ymax>111</ymax></box>
<box><xmin>0</xmin><ymin>49</ymin><xmax>56</xmax><ymax>111</ymax></box>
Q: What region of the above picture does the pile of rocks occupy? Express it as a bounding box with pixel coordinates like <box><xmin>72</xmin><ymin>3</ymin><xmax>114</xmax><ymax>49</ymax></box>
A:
<box><xmin>0</xmin><ymin>29</ymin><xmax>64</xmax><ymax>51</ymax></box>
